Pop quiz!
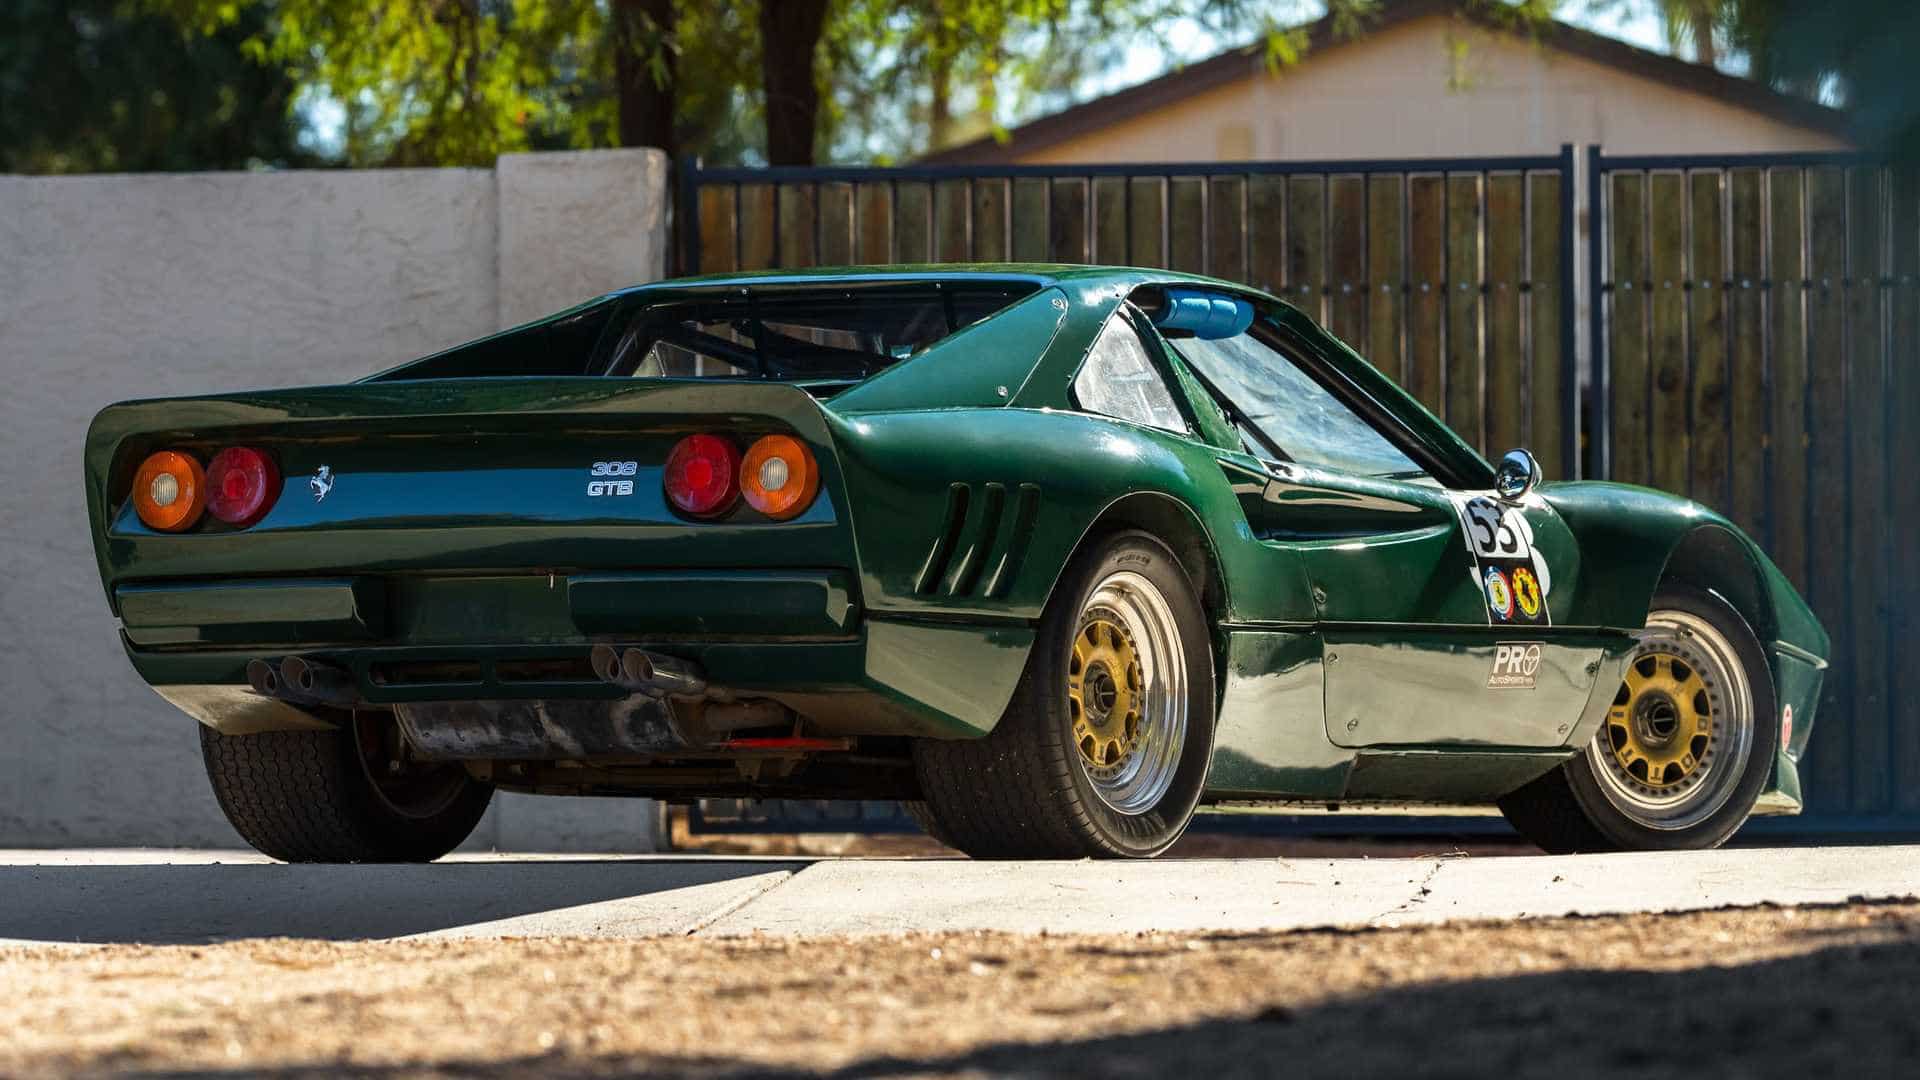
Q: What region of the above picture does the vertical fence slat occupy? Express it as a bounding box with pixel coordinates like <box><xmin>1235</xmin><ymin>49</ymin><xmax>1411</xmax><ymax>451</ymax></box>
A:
<box><xmin>1528</xmin><ymin>171</ymin><xmax>1564</xmax><ymax>479</ymax></box>
<box><xmin>1647</xmin><ymin>171</ymin><xmax>1689</xmax><ymax>496</ymax></box>
<box><xmin>1767</xmin><ymin>168</ymin><xmax>1809</xmax><ymax>594</ymax></box>
<box><xmin>1804</xmin><ymin>165</ymin><xmax>1851</xmax><ymax>814</ymax></box>
<box><xmin>1092</xmin><ymin>177</ymin><xmax>1126</xmax><ymax>264</ymax></box>
<box><xmin>1485</xmin><ymin>173</ymin><xmax>1525</xmax><ymax>457</ymax></box>
<box><xmin>1328</xmin><ymin>175</ymin><xmax>1367</xmax><ymax>348</ymax></box>
<box><xmin>1208</xmin><ymin>176</ymin><xmax>1246</xmax><ymax>283</ymax></box>
<box><xmin>1011</xmin><ymin>179</ymin><xmax>1050</xmax><ymax>263</ymax></box>
<box><xmin>737</xmin><ymin>184</ymin><xmax>776</xmax><ymax>270</ymax></box>
<box><xmin>776</xmin><ymin>184</ymin><xmax>818</xmax><ymax>267</ymax></box>
<box><xmin>1406</xmin><ymin>175</ymin><xmax>1445</xmax><ymax>415</ymax></box>
<box><xmin>1609</xmin><ymin>172</ymin><xmax>1650</xmax><ymax>486</ymax></box>
<box><xmin>1288</xmin><ymin>176</ymin><xmax>1327</xmax><ymax>321</ymax></box>
<box><xmin>971</xmin><ymin>179</ymin><xmax>1008</xmax><ymax>262</ymax></box>
<box><xmin>933</xmin><ymin>179</ymin><xmax>970</xmax><ymax>261</ymax></box>
<box><xmin>1367</xmin><ymin>175</ymin><xmax>1406</xmax><ymax>385</ymax></box>
<box><xmin>855</xmin><ymin>183</ymin><xmax>891</xmax><ymax>265</ymax></box>
<box><xmin>1890</xmin><ymin>165</ymin><xmax>1920</xmax><ymax>816</ymax></box>
<box><xmin>893</xmin><ymin>182</ymin><xmax>931</xmax><ymax>262</ymax></box>
<box><xmin>1687</xmin><ymin>172</ymin><xmax>1729</xmax><ymax>509</ymax></box>
<box><xmin>1248</xmin><ymin>175</ymin><xmax>1287</xmax><ymax>295</ymax></box>
<box><xmin>1726</xmin><ymin>168</ymin><xmax>1768</xmax><ymax>542</ymax></box>
<box><xmin>1446</xmin><ymin>174</ymin><xmax>1484</xmax><ymax>448</ymax></box>
<box><xmin>818</xmin><ymin>182</ymin><xmax>854</xmax><ymax>266</ymax></box>
<box><xmin>1048</xmin><ymin>179</ymin><xmax>1088</xmax><ymax>263</ymax></box>
<box><xmin>696</xmin><ymin>184</ymin><xmax>736</xmax><ymax>273</ymax></box>
<box><xmin>1845</xmin><ymin>166</ymin><xmax>1889</xmax><ymax>815</ymax></box>
<box><xmin>1128</xmin><ymin>177</ymin><xmax>1165</xmax><ymax>267</ymax></box>
<box><xmin>1169</xmin><ymin>177</ymin><xmax>1205</xmax><ymax>273</ymax></box>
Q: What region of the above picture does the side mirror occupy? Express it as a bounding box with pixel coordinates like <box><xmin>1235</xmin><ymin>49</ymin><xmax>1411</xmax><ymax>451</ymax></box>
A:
<box><xmin>1494</xmin><ymin>448</ymin><xmax>1542</xmax><ymax>502</ymax></box>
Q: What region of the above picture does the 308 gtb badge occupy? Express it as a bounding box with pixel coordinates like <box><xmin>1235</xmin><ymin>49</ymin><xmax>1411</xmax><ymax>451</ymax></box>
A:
<box><xmin>587</xmin><ymin>460</ymin><xmax>637</xmax><ymax>497</ymax></box>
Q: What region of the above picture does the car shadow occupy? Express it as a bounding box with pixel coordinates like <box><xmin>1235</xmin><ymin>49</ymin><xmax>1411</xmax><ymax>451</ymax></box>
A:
<box><xmin>0</xmin><ymin>857</ymin><xmax>808</xmax><ymax>945</ymax></box>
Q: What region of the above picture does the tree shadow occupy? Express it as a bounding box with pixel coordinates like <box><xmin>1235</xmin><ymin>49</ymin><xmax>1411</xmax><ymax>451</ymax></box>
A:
<box><xmin>96</xmin><ymin>929</ymin><xmax>1920</xmax><ymax>1078</ymax></box>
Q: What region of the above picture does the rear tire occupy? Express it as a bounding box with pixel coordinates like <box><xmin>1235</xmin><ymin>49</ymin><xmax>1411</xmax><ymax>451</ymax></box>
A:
<box><xmin>200</xmin><ymin>711</ymin><xmax>493</xmax><ymax>863</ymax></box>
<box><xmin>912</xmin><ymin>531</ymin><xmax>1216</xmax><ymax>859</ymax></box>
<box><xmin>1499</xmin><ymin>585</ymin><xmax>1777</xmax><ymax>853</ymax></box>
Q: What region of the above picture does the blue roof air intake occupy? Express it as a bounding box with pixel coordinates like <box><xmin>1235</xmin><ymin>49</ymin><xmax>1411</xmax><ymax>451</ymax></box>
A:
<box><xmin>1148</xmin><ymin>288</ymin><xmax>1255</xmax><ymax>340</ymax></box>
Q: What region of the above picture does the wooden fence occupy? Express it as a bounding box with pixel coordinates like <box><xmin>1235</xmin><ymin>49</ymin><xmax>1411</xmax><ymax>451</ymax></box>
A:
<box><xmin>677</xmin><ymin>148</ymin><xmax>1920</xmax><ymax>831</ymax></box>
<box><xmin>1594</xmin><ymin>151</ymin><xmax>1919</xmax><ymax>822</ymax></box>
<box><xmin>683</xmin><ymin>152</ymin><xmax>1581</xmax><ymax>478</ymax></box>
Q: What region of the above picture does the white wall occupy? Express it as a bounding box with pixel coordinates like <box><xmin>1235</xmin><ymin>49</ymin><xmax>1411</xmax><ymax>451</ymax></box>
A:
<box><xmin>0</xmin><ymin>148</ymin><xmax>670</xmax><ymax>849</ymax></box>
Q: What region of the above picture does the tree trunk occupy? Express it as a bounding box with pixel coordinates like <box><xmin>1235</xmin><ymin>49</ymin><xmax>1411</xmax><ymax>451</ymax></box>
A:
<box><xmin>1690</xmin><ymin>7</ymin><xmax>1717</xmax><ymax>67</ymax></box>
<box><xmin>928</xmin><ymin>38</ymin><xmax>953</xmax><ymax>151</ymax></box>
<box><xmin>759</xmin><ymin>0</ymin><xmax>830</xmax><ymax>165</ymax></box>
<box><xmin>613</xmin><ymin>0</ymin><xmax>677</xmax><ymax>156</ymax></box>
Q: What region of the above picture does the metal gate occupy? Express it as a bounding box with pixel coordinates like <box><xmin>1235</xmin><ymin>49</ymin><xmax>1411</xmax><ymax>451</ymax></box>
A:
<box><xmin>671</xmin><ymin>146</ymin><xmax>1919</xmax><ymax>837</ymax></box>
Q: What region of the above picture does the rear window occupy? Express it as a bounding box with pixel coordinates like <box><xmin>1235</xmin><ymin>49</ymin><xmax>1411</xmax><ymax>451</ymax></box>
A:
<box><xmin>599</xmin><ymin>283</ymin><xmax>1037</xmax><ymax>381</ymax></box>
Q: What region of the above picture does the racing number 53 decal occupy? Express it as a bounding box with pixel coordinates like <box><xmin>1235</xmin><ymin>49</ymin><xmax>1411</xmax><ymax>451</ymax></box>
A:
<box><xmin>1451</xmin><ymin>494</ymin><xmax>1553</xmax><ymax>627</ymax></box>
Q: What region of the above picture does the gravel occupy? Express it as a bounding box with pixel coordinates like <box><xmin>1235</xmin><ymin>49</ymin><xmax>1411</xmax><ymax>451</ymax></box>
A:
<box><xmin>4</xmin><ymin>900</ymin><xmax>1915</xmax><ymax>1078</ymax></box>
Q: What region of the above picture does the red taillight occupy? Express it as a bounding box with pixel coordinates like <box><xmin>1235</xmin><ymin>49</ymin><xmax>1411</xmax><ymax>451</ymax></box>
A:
<box><xmin>205</xmin><ymin>446</ymin><xmax>280</xmax><ymax>526</ymax></box>
<box><xmin>664</xmin><ymin>434</ymin><xmax>740</xmax><ymax>517</ymax></box>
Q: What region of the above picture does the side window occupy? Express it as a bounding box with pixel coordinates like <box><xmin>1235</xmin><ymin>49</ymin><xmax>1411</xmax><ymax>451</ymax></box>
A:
<box><xmin>1072</xmin><ymin>312</ymin><xmax>1188</xmax><ymax>433</ymax></box>
<box><xmin>1171</xmin><ymin>328</ymin><xmax>1422</xmax><ymax>478</ymax></box>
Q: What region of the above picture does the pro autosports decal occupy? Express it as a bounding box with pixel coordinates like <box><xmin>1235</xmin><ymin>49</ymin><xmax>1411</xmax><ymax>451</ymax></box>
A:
<box><xmin>1450</xmin><ymin>494</ymin><xmax>1553</xmax><ymax>627</ymax></box>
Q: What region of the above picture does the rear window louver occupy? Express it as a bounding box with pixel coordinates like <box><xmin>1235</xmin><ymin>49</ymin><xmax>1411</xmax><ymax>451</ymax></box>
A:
<box><xmin>913</xmin><ymin>482</ymin><xmax>1041</xmax><ymax>599</ymax></box>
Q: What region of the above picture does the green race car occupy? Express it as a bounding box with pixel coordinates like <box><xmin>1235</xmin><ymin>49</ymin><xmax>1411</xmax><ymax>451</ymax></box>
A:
<box><xmin>84</xmin><ymin>265</ymin><xmax>1827</xmax><ymax>861</ymax></box>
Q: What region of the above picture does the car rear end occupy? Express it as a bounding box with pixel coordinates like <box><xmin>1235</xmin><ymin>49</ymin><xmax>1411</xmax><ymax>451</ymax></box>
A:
<box><xmin>84</xmin><ymin>274</ymin><xmax>1048</xmax><ymax>812</ymax></box>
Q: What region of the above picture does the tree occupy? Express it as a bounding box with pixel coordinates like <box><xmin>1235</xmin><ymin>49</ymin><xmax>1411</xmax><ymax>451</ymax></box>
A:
<box><xmin>0</xmin><ymin>0</ymin><xmax>310</xmax><ymax>174</ymax></box>
<box><xmin>760</xmin><ymin>0</ymin><xmax>833</xmax><ymax>165</ymax></box>
<box><xmin>1726</xmin><ymin>0</ymin><xmax>1919</xmax><ymax>157</ymax></box>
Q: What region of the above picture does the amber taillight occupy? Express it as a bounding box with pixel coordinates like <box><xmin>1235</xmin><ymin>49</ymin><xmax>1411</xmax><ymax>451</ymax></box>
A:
<box><xmin>131</xmin><ymin>450</ymin><xmax>207</xmax><ymax>532</ymax></box>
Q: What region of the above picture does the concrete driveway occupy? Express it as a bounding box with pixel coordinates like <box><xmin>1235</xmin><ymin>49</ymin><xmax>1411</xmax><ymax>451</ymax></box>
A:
<box><xmin>2</xmin><ymin>845</ymin><xmax>1915</xmax><ymax>946</ymax></box>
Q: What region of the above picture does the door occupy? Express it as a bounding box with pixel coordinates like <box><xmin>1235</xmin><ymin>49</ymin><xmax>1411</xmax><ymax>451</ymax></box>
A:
<box><xmin>1164</xmin><ymin>316</ymin><xmax>1605</xmax><ymax>750</ymax></box>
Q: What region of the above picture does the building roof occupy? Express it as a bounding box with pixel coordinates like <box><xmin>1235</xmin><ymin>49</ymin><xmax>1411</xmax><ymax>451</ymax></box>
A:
<box><xmin>923</xmin><ymin>0</ymin><xmax>1853</xmax><ymax>165</ymax></box>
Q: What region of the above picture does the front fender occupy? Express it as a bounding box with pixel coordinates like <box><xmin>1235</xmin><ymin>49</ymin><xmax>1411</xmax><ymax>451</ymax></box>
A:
<box><xmin>1543</xmin><ymin>480</ymin><xmax>1828</xmax><ymax>812</ymax></box>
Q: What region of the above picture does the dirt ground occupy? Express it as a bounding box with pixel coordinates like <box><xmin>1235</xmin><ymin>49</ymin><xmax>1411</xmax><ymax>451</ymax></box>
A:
<box><xmin>4</xmin><ymin>901</ymin><xmax>1917</xmax><ymax>1078</ymax></box>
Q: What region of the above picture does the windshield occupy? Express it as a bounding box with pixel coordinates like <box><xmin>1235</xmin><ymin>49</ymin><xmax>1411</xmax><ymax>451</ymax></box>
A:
<box><xmin>599</xmin><ymin>283</ymin><xmax>1037</xmax><ymax>381</ymax></box>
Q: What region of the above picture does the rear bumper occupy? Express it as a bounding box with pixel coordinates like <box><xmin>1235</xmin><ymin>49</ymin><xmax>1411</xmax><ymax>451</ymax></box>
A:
<box><xmin>115</xmin><ymin>570</ymin><xmax>857</xmax><ymax>647</ymax></box>
<box><xmin>117</xmin><ymin>570</ymin><xmax>1033</xmax><ymax>745</ymax></box>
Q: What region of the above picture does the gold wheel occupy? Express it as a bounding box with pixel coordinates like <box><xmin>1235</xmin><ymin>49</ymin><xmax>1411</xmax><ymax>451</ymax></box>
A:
<box><xmin>1068</xmin><ymin>617</ymin><xmax>1144</xmax><ymax>770</ymax></box>
<box><xmin>1062</xmin><ymin>568</ymin><xmax>1189</xmax><ymax>816</ymax></box>
<box><xmin>1586</xmin><ymin>609</ymin><xmax>1754</xmax><ymax>829</ymax></box>
<box><xmin>1605</xmin><ymin>650</ymin><xmax>1713</xmax><ymax>790</ymax></box>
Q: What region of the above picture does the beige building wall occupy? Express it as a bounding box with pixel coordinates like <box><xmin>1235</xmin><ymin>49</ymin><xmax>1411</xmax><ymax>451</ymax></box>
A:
<box><xmin>1018</xmin><ymin>14</ymin><xmax>1850</xmax><ymax>164</ymax></box>
<box><xmin>0</xmin><ymin>149</ymin><xmax>669</xmax><ymax>849</ymax></box>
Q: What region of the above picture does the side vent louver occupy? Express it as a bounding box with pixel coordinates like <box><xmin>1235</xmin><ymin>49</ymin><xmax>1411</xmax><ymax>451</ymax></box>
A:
<box><xmin>913</xmin><ymin>481</ymin><xmax>1042</xmax><ymax>599</ymax></box>
<box><xmin>913</xmin><ymin>484</ymin><xmax>971</xmax><ymax>594</ymax></box>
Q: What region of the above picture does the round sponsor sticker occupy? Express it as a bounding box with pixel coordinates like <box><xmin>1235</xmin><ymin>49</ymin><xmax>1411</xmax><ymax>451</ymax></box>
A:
<box><xmin>1512</xmin><ymin>566</ymin><xmax>1542</xmax><ymax>618</ymax></box>
<box><xmin>1484</xmin><ymin>568</ymin><xmax>1515</xmax><ymax>621</ymax></box>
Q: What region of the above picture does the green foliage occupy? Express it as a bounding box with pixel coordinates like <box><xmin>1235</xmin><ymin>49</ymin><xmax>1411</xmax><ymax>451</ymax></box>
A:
<box><xmin>0</xmin><ymin>0</ymin><xmax>310</xmax><ymax>174</ymax></box>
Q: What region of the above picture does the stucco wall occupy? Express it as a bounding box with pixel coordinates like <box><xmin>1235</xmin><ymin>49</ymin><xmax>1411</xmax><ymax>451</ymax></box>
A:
<box><xmin>0</xmin><ymin>148</ymin><xmax>670</xmax><ymax>849</ymax></box>
<box><xmin>1017</xmin><ymin>14</ymin><xmax>1852</xmax><ymax>163</ymax></box>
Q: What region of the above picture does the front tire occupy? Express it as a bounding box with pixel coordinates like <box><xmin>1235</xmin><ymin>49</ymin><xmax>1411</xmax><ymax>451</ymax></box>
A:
<box><xmin>913</xmin><ymin>531</ymin><xmax>1216</xmax><ymax>859</ymax></box>
<box><xmin>1499</xmin><ymin>585</ymin><xmax>1778</xmax><ymax>853</ymax></box>
<box><xmin>200</xmin><ymin>710</ymin><xmax>493</xmax><ymax>863</ymax></box>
